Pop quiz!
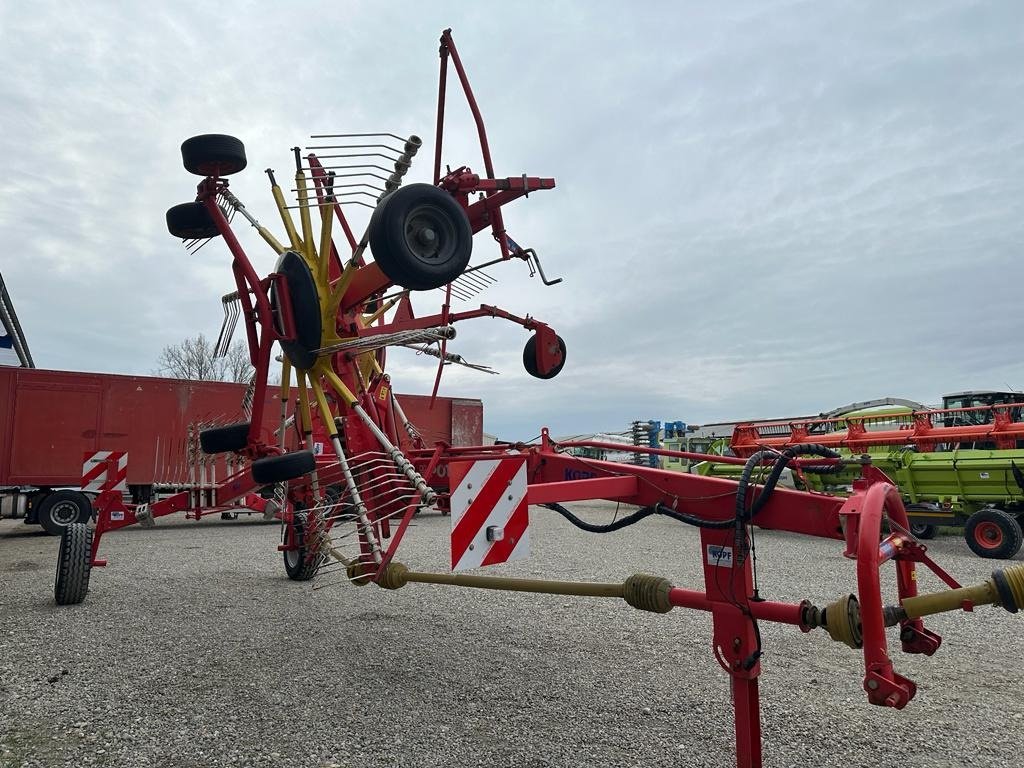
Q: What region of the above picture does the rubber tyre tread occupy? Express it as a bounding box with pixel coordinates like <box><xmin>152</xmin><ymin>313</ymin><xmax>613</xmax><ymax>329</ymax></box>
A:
<box><xmin>166</xmin><ymin>202</ymin><xmax>220</xmax><ymax>240</ymax></box>
<box><xmin>252</xmin><ymin>451</ymin><xmax>316</xmax><ymax>484</ymax></box>
<box><xmin>181</xmin><ymin>134</ymin><xmax>247</xmax><ymax>176</ymax></box>
<box><xmin>910</xmin><ymin>523</ymin><xmax>938</xmax><ymax>540</ymax></box>
<box><xmin>284</xmin><ymin>511</ymin><xmax>321</xmax><ymax>581</ymax></box>
<box><xmin>199</xmin><ymin>422</ymin><xmax>251</xmax><ymax>454</ymax></box>
<box><xmin>369</xmin><ymin>184</ymin><xmax>472</xmax><ymax>290</ymax></box>
<box><xmin>964</xmin><ymin>508</ymin><xmax>1024</xmax><ymax>559</ymax></box>
<box><xmin>523</xmin><ymin>333</ymin><xmax>567</xmax><ymax>379</ymax></box>
<box><xmin>37</xmin><ymin>490</ymin><xmax>92</xmax><ymax>535</ymax></box>
<box><xmin>54</xmin><ymin>523</ymin><xmax>92</xmax><ymax>605</ymax></box>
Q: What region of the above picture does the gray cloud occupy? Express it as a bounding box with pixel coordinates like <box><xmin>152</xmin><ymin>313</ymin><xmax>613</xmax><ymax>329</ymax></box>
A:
<box><xmin>2</xmin><ymin>1</ymin><xmax>1023</xmax><ymax>440</ymax></box>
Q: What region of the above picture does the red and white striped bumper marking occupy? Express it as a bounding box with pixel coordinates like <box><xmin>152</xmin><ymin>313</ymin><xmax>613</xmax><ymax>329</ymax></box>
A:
<box><xmin>449</xmin><ymin>456</ymin><xmax>529</xmax><ymax>572</ymax></box>
<box><xmin>82</xmin><ymin>451</ymin><xmax>128</xmax><ymax>493</ymax></box>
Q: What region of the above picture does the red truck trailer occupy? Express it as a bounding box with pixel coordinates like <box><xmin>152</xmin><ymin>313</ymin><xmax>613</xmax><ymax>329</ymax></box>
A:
<box><xmin>0</xmin><ymin>367</ymin><xmax>482</xmax><ymax>533</ymax></box>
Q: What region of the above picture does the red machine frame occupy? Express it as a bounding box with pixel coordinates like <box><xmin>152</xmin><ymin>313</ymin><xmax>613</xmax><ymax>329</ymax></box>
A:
<box><xmin>730</xmin><ymin>401</ymin><xmax>1024</xmax><ymax>456</ymax></box>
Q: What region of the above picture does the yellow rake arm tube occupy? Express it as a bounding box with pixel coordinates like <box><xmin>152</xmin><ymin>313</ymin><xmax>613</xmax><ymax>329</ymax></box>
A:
<box><xmin>317</xmin><ymin>200</ymin><xmax>334</xmax><ymax>287</ymax></box>
<box><xmin>296</xmin><ymin>164</ymin><xmax>314</xmax><ymax>260</ymax></box>
<box><xmin>269</xmin><ymin>172</ymin><xmax>303</xmax><ymax>252</ymax></box>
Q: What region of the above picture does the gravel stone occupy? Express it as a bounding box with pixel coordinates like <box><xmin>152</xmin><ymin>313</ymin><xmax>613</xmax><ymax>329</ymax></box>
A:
<box><xmin>1</xmin><ymin>503</ymin><xmax>1021</xmax><ymax>767</ymax></box>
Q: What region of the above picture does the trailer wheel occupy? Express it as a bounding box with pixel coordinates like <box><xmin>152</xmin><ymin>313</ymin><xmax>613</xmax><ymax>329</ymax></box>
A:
<box><xmin>166</xmin><ymin>202</ymin><xmax>220</xmax><ymax>240</ymax></box>
<box><xmin>284</xmin><ymin>511</ymin><xmax>322</xmax><ymax>581</ymax></box>
<box><xmin>965</xmin><ymin>508</ymin><xmax>1024</xmax><ymax>559</ymax></box>
<box><xmin>54</xmin><ymin>523</ymin><xmax>92</xmax><ymax>605</ymax></box>
<box><xmin>37</xmin><ymin>490</ymin><xmax>92</xmax><ymax>536</ymax></box>
<box><xmin>181</xmin><ymin>134</ymin><xmax>247</xmax><ymax>176</ymax></box>
<box><xmin>199</xmin><ymin>422</ymin><xmax>251</xmax><ymax>454</ymax></box>
<box><xmin>369</xmin><ymin>183</ymin><xmax>472</xmax><ymax>290</ymax></box>
<box><xmin>251</xmin><ymin>451</ymin><xmax>316</xmax><ymax>484</ymax></box>
<box><xmin>523</xmin><ymin>333</ymin><xmax>567</xmax><ymax>379</ymax></box>
<box><xmin>910</xmin><ymin>523</ymin><xmax>938</xmax><ymax>539</ymax></box>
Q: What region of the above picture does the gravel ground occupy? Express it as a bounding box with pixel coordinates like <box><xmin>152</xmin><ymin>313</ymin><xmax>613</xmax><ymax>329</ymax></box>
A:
<box><xmin>1</xmin><ymin>504</ymin><xmax>1022</xmax><ymax>768</ymax></box>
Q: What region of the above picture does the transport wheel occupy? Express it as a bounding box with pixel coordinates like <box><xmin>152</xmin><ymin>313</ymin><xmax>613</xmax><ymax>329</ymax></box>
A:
<box><xmin>964</xmin><ymin>508</ymin><xmax>1024</xmax><ymax>559</ymax></box>
<box><xmin>251</xmin><ymin>451</ymin><xmax>316</xmax><ymax>484</ymax></box>
<box><xmin>910</xmin><ymin>523</ymin><xmax>938</xmax><ymax>540</ymax></box>
<box><xmin>369</xmin><ymin>183</ymin><xmax>473</xmax><ymax>290</ymax></box>
<box><xmin>181</xmin><ymin>134</ymin><xmax>247</xmax><ymax>176</ymax></box>
<box><xmin>54</xmin><ymin>523</ymin><xmax>92</xmax><ymax>605</ymax></box>
<box><xmin>37</xmin><ymin>490</ymin><xmax>92</xmax><ymax>536</ymax></box>
<box><xmin>522</xmin><ymin>333</ymin><xmax>567</xmax><ymax>379</ymax></box>
<box><xmin>199</xmin><ymin>422</ymin><xmax>251</xmax><ymax>454</ymax></box>
<box><xmin>166</xmin><ymin>202</ymin><xmax>220</xmax><ymax>240</ymax></box>
<box><xmin>283</xmin><ymin>511</ymin><xmax>322</xmax><ymax>581</ymax></box>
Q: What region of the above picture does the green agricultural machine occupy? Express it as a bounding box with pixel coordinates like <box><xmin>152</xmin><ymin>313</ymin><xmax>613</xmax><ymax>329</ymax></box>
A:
<box><xmin>687</xmin><ymin>392</ymin><xmax>1024</xmax><ymax>560</ymax></box>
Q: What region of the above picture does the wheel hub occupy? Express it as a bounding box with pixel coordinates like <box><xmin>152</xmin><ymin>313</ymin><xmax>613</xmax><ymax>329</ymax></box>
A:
<box><xmin>977</xmin><ymin>521</ymin><xmax>1003</xmax><ymax>547</ymax></box>
<box><xmin>51</xmin><ymin>501</ymin><xmax>79</xmax><ymax>525</ymax></box>
<box><xmin>404</xmin><ymin>204</ymin><xmax>456</xmax><ymax>263</ymax></box>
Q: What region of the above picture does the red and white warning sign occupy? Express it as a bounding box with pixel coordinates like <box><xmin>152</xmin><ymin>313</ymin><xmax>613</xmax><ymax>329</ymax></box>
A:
<box><xmin>449</xmin><ymin>456</ymin><xmax>529</xmax><ymax>572</ymax></box>
<box><xmin>81</xmin><ymin>451</ymin><xmax>128</xmax><ymax>493</ymax></box>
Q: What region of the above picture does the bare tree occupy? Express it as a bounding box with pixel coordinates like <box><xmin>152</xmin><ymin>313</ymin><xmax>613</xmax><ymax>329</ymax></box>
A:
<box><xmin>220</xmin><ymin>339</ymin><xmax>255</xmax><ymax>383</ymax></box>
<box><xmin>155</xmin><ymin>334</ymin><xmax>254</xmax><ymax>383</ymax></box>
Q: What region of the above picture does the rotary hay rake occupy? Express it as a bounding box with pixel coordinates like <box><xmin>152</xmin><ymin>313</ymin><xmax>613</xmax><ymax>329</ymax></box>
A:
<box><xmin>59</xmin><ymin>29</ymin><xmax>1022</xmax><ymax>768</ymax></box>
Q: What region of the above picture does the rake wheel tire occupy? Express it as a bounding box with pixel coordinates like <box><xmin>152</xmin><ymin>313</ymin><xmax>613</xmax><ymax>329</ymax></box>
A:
<box><xmin>37</xmin><ymin>490</ymin><xmax>92</xmax><ymax>535</ymax></box>
<box><xmin>166</xmin><ymin>202</ymin><xmax>220</xmax><ymax>240</ymax></box>
<box><xmin>54</xmin><ymin>523</ymin><xmax>92</xmax><ymax>605</ymax></box>
<box><xmin>251</xmin><ymin>451</ymin><xmax>316</xmax><ymax>484</ymax></box>
<box><xmin>181</xmin><ymin>134</ymin><xmax>247</xmax><ymax>176</ymax></box>
<box><xmin>369</xmin><ymin>183</ymin><xmax>473</xmax><ymax>290</ymax></box>
<box><xmin>523</xmin><ymin>333</ymin><xmax>567</xmax><ymax>379</ymax></box>
<box><xmin>964</xmin><ymin>508</ymin><xmax>1023</xmax><ymax>559</ymax></box>
<box><xmin>200</xmin><ymin>422</ymin><xmax>251</xmax><ymax>454</ymax></box>
<box><xmin>271</xmin><ymin>250</ymin><xmax>322</xmax><ymax>370</ymax></box>
<box><xmin>284</xmin><ymin>511</ymin><xmax>322</xmax><ymax>581</ymax></box>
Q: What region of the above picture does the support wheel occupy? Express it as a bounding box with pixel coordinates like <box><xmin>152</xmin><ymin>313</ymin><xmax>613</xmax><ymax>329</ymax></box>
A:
<box><xmin>252</xmin><ymin>451</ymin><xmax>316</xmax><ymax>484</ymax></box>
<box><xmin>181</xmin><ymin>134</ymin><xmax>247</xmax><ymax>176</ymax></box>
<box><xmin>369</xmin><ymin>184</ymin><xmax>472</xmax><ymax>290</ymax></box>
<box><xmin>200</xmin><ymin>422</ymin><xmax>251</xmax><ymax>454</ymax></box>
<box><xmin>54</xmin><ymin>523</ymin><xmax>92</xmax><ymax>605</ymax></box>
<box><xmin>965</xmin><ymin>508</ymin><xmax>1023</xmax><ymax>559</ymax></box>
<box><xmin>284</xmin><ymin>511</ymin><xmax>322</xmax><ymax>581</ymax></box>
<box><xmin>166</xmin><ymin>202</ymin><xmax>220</xmax><ymax>240</ymax></box>
<box><xmin>37</xmin><ymin>490</ymin><xmax>92</xmax><ymax>535</ymax></box>
<box><xmin>523</xmin><ymin>333</ymin><xmax>567</xmax><ymax>379</ymax></box>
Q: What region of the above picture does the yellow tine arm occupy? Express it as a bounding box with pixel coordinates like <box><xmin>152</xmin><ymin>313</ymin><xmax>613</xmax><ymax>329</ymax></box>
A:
<box><xmin>269</xmin><ymin>170</ymin><xmax>303</xmax><ymax>252</ymax></box>
<box><xmin>295</xmin><ymin>369</ymin><xmax>314</xmax><ymax>444</ymax></box>
<box><xmin>321</xmin><ymin>365</ymin><xmax>359</xmax><ymax>408</ymax></box>
<box><xmin>310</xmin><ymin>377</ymin><xmax>343</xmax><ymax>433</ymax></box>
<box><xmin>362</xmin><ymin>295</ymin><xmax>401</xmax><ymax>326</ymax></box>
<box><xmin>318</xmin><ymin>200</ymin><xmax>335</xmax><ymax>287</ymax></box>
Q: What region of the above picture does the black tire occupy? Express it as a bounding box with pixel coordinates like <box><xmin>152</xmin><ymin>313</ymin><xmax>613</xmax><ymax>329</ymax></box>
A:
<box><xmin>54</xmin><ymin>523</ymin><xmax>92</xmax><ymax>605</ymax></box>
<box><xmin>181</xmin><ymin>134</ymin><xmax>247</xmax><ymax>176</ymax></box>
<box><xmin>251</xmin><ymin>451</ymin><xmax>316</xmax><ymax>484</ymax></box>
<box><xmin>523</xmin><ymin>333</ymin><xmax>567</xmax><ymax>379</ymax></box>
<box><xmin>910</xmin><ymin>523</ymin><xmax>938</xmax><ymax>540</ymax></box>
<box><xmin>37</xmin><ymin>490</ymin><xmax>92</xmax><ymax>536</ymax></box>
<box><xmin>369</xmin><ymin>183</ymin><xmax>472</xmax><ymax>290</ymax></box>
<box><xmin>271</xmin><ymin>251</ymin><xmax>322</xmax><ymax>370</ymax></box>
<box><xmin>166</xmin><ymin>202</ymin><xmax>220</xmax><ymax>240</ymax></box>
<box><xmin>964</xmin><ymin>508</ymin><xmax>1024</xmax><ymax>559</ymax></box>
<box><xmin>284</xmin><ymin>511</ymin><xmax>322</xmax><ymax>581</ymax></box>
<box><xmin>200</xmin><ymin>422</ymin><xmax>251</xmax><ymax>454</ymax></box>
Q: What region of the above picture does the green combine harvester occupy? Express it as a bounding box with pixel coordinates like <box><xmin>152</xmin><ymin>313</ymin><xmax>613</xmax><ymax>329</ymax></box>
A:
<box><xmin>677</xmin><ymin>392</ymin><xmax>1024</xmax><ymax>560</ymax></box>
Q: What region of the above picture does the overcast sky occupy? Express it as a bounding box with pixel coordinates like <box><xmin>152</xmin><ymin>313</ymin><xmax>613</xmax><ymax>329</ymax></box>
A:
<box><xmin>1</xmin><ymin>1</ymin><xmax>1022</xmax><ymax>440</ymax></box>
